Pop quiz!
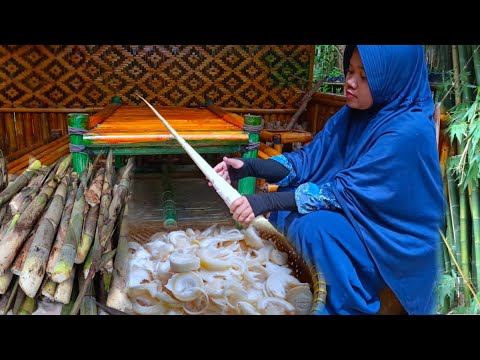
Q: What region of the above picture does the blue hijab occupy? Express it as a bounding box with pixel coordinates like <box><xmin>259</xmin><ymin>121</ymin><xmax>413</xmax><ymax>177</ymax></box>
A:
<box><xmin>281</xmin><ymin>45</ymin><xmax>444</xmax><ymax>314</ymax></box>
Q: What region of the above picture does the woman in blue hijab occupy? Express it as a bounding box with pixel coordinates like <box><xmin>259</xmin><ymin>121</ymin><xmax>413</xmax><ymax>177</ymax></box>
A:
<box><xmin>212</xmin><ymin>45</ymin><xmax>445</xmax><ymax>315</ymax></box>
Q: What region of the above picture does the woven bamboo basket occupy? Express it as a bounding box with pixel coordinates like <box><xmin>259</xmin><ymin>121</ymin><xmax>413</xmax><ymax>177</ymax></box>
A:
<box><xmin>124</xmin><ymin>215</ymin><xmax>327</xmax><ymax>315</ymax></box>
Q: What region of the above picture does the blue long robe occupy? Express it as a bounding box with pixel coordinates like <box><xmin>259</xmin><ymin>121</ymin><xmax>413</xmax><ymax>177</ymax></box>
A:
<box><xmin>269</xmin><ymin>45</ymin><xmax>444</xmax><ymax>315</ymax></box>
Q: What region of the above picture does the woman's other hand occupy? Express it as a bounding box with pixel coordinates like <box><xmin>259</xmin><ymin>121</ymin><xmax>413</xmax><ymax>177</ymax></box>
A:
<box><xmin>208</xmin><ymin>156</ymin><xmax>244</xmax><ymax>186</ymax></box>
<box><xmin>230</xmin><ymin>196</ymin><xmax>255</xmax><ymax>225</ymax></box>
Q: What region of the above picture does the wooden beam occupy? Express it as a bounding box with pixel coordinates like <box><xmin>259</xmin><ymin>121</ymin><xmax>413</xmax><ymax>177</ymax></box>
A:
<box><xmin>88</xmin><ymin>103</ymin><xmax>122</xmax><ymax>129</ymax></box>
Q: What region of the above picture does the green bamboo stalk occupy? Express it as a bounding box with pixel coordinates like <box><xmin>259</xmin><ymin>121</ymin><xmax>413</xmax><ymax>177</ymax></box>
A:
<box><xmin>238</xmin><ymin>115</ymin><xmax>261</xmax><ymax>196</ymax></box>
<box><xmin>19</xmin><ymin>175</ymin><xmax>70</xmax><ymax>297</ymax></box>
<box><xmin>472</xmin><ymin>45</ymin><xmax>480</xmax><ymax>86</ymax></box>
<box><xmin>457</xmin><ymin>138</ymin><xmax>471</xmax><ymax>304</ymax></box>
<box><xmin>445</xmin><ymin>193</ymin><xmax>456</xmax><ymax>272</ymax></box>
<box><xmin>161</xmin><ymin>164</ymin><xmax>177</xmax><ymax>229</ymax></box>
<box><xmin>458</xmin><ymin>45</ymin><xmax>473</xmax><ymax>104</ymax></box>
<box><xmin>452</xmin><ymin>45</ymin><xmax>461</xmax><ymax>105</ymax></box>
<box><xmin>0</xmin><ymin>160</ymin><xmax>41</xmax><ymax>208</ymax></box>
<box><xmin>68</xmin><ymin>113</ymin><xmax>90</xmax><ymax>174</ymax></box>
<box><xmin>447</xmin><ymin>156</ymin><xmax>461</xmax><ymax>266</ymax></box>
<box><xmin>442</xmin><ymin>241</ymin><xmax>451</xmax><ymax>274</ymax></box>
<box><xmin>468</xmin><ymin>182</ymin><xmax>480</xmax><ymax>290</ymax></box>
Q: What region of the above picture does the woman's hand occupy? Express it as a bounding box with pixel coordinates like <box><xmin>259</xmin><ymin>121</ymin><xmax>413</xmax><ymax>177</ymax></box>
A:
<box><xmin>208</xmin><ymin>156</ymin><xmax>244</xmax><ymax>186</ymax></box>
<box><xmin>230</xmin><ymin>196</ymin><xmax>255</xmax><ymax>225</ymax></box>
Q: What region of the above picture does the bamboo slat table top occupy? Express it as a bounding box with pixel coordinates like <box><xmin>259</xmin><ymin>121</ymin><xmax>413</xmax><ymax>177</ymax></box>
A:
<box><xmin>84</xmin><ymin>105</ymin><xmax>249</xmax><ymax>145</ymax></box>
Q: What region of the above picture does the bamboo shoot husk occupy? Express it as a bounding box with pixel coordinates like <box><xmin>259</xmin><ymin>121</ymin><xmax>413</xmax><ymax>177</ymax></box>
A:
<box><xmin>0</xmin><ymin>173</ymin><xmax>60</xmax><ymax>275</ymax></box>
<box><xmin>46</xmin><ymin>174</ymin><xmax>78</xmax><ymax>277</ymax></box>
<box><xmin>2</xmin><ymin>276</ymin><xmax>19</xmax><ymax>314</ymax></box>
<box><xmin>41</xmin><ymin>279</ymin><xmax>57</xmax><ymax>301</ymax></box>
<box><xmin>84</xmin><ymin>168</ymin><xmax>105</xmax><ymax>206</ymax></box>
<box><xmin>75</xmin><ymin>204</ymin><xmax>99</xmax><ymax>264</ymax></box>
<box><xmin>106</xmin><ymin>203</ymin><xmax>132</xmax><ymax>313</ymax></box>
<box><xmin>0</xmin><ymin>176</ymin><xmax>48</xmax><ymax>244</ymax></box>
<box><xmin>50</xmin><ymin>167</ymin><xmax>90</xmax><ymax>282</ymax></box>
<box><xmin>0</xmin><ymin>270</ymin><xmax>13</xmax><ymax>295</ymax></box>
<box><xmin>54</xmin><ymin>154</ymin><xmax>72</xmax><ymax>182</ymax></box>
<box><xmin>54</xmin><ymin>272</ymin><xmax>75</xmax><ymax>304</ymax></box>
<box><xmin>1</xmin><ymin>172</ymin><xmax>45</xmax><ymax>230</ymax></box>
<box><xmin>12</xmin><ymin>286</ymin><xmax>26</xmax><ymax>315</ymax></box>
<box><xmin>19</xmin><ymin>175</ymin><xmax>70</xmax><ymax>297</ymax></box>
<box><xmin>10</xmin><ymin>191</ymin><xmax>55</xmax><ymax>276</ymax></box>
<box><xmin>17</xmin><ymin>295</ymin><xmax>36</xmax><ymax>315</ymax></box>
<box><xmin>0</xmin><ymin>205</ymin><xmax>7</xmax><ymax>225</ymax></box>
<box><xmin>0</xmin><ymin>160</ymin><xmax>41</xmax><ymax>208</ymax></box>
<box><xmin>83</xmin><ymin>151</ymin><xmax>113</xmax><ymax>277</ymax></box>
<box><xmin>98</xmin><ymin>159</ymin><xmax>133</xmax><ymax>274</ymax></box>
<box><xmin>10</xmin><ymin>234</ymin><xmax>34</xmax><ymax>276</ymax></box>
<box><xmin>100</xmin><ymin>158</ymin><xmax>134</xmax><ymax>249</ymax></box>
<box><xmin>77</xmin><ymin>267</ymin><xmax>97</xmax><ymax>315</ymax></box>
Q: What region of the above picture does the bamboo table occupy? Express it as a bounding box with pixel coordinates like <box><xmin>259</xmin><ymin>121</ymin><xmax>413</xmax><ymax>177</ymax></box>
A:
<box><xmin>68</xmin><ymin>100</ymin><xmax>261</xmax><ymax>196</ymax></box>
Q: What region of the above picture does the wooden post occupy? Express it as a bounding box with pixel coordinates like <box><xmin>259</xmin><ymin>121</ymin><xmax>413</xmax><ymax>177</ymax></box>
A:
<box><xmin>5</xmin><ymin>113</ymin><xmax>17</xmax><ymax>154</ymax></box>
<box><xmin>161</xmin><ymin>164</ymin><xmax>177</xmax><ymax>229</ymax></box>
<box><xmin>24</xmin><ymin>113</ymin><xmax>34</xmax><ymax>148</ymax></box>
<box><xmin>32</xmin><ymin>113</ymin><xmax>41</xmax><ymax>144</ymax></box>
<box><xmin>41</xmin><ymin>113</ymin><xmax>50</xmax><ymax>141</ymax></box>
<box><xmin>272</xmin><ymin>135</ymin><xmax>283</xmax><ymax>154</ymax></box>
<box><xmin>15</xmin><ymin>113</ymin><xmax>26</xmax><ymax>151</ymax></box>
<box><xmin>68</xmin><ymin>113</ymin><xmax>90</xmax><ymax>174</ymax></box>
<box><xmin>238</xmin><ymin>114</ymin><xmax>261</xmax><ymax>196</ymax></box>
<box><xmin>0</xmin><ymin>113</ymin><xmax>5</xmax><ymax>152</ymax></box>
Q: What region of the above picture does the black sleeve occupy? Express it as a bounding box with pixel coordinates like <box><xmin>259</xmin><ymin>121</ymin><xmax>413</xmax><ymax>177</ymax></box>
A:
<box><xmin>245</xmin><ymin>191</ymin><xmax>297</xmax><ymax>217</ymax></box>
<box><xmin>228</xmin><ymin>158</ymin><xmax>290</xmax><ymax>184</ymax></box>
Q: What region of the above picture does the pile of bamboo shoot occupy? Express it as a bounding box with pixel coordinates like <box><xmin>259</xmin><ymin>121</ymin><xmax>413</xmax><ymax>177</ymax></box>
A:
<box><xmin>0</xmin><ymin>150</ymin><xmax>134</xmax><ymax>315</ymax></box>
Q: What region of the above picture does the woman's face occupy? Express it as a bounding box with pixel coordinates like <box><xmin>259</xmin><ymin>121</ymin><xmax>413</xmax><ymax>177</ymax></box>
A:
<box><xmin>345</xmin><ymin>48</ymin><xmax>373</xmax><ymax>110</ymax></box>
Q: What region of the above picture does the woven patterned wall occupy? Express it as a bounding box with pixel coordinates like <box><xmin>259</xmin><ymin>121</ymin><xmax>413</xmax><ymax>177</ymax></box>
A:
<box><xmin>0</xmin><ymin>45</ymin><xmax>312</xmax><ymax>109</ymax></box>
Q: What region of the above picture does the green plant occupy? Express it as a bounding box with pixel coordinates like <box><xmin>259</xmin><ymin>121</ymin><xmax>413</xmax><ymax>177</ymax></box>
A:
<box><xmin>313</xmin><ymin>45</ymin><xmax>342</xmax><ymax>82</ymax></box>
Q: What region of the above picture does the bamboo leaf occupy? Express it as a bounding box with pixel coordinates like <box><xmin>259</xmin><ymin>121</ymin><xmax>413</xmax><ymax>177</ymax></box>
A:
<box><xmin>436</xmin><ymin>273</ymin><xmax>456</xmax><ymax>305</ymax></box>
<box><xmin>98</xmin><ymin>249</ymin><xmax>116</xmax><ymax>270</ymax></box>
<box><xmin>447</xmin><ymin>120</ymin><xmax>467</xmax><ymax>144</ymax></box>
